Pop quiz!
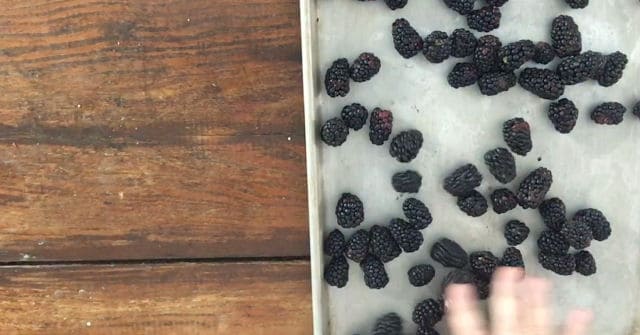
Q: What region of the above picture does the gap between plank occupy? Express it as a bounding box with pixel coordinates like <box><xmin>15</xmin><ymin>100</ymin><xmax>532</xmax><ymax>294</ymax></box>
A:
<box><xmin>0</xmin><ymin>255</ymin><xmax>310</xmax><ymax>267</ymax></box>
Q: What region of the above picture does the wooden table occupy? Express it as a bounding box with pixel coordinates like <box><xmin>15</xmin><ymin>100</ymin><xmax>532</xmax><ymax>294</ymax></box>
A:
<box><xmin>0</xmin><ymin>1</ymin><xmax>311</xmax><ymax>333</ymax></box>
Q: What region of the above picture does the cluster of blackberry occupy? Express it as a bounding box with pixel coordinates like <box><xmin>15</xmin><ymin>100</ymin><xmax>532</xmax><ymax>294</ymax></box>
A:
<box><xmin>325</xmin><ymin>52</ymin><xmax>381</xmax><ymax>98</ymax></box>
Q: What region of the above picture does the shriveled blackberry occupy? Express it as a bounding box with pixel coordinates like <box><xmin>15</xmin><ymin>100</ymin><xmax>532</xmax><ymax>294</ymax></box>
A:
<box><xmin>442</xmin><ymin>269</ymin><xmax>475</xmax><ymax>290</ymax></box>
<box><xmin>424</xmin><ymin>31</ymin><xmax>452</xmax><ymax>63</ymax></box>
<box><xmin>573</xmin><ymin>208</ymin><xmax>611</xmax><ymax>241</ymax></box>
<box><xmin>392</xmin><ymin>19</ymin><xmax>424</xmax><ymax>59</ymax></box>
<box><xmin>324</xmin><ymin>255</ymin><xmax>349</xmax><ymax>288</ymax></box>
<box><xmin>392</xmin><ymin>170</ymin><xmax>422</xmax><ymax>193</ymax></box>
<box><xmin>341</xmin><ymin>103</ymin><xmax>369</xmax><ymax>130</ymax></box>
<box><xmin>443</xmin><ymin>164</ymin><xmax>482</xmax><ymax>196</ymax></box>
<box><xmin>325</xmin><ymin>58</ymin><xmax>350</xmax><ymax>97</ymax></box>
<box><xmin>517</xmin><ymin>167</ymin><xmax>553</xmax><ymax>209</ymax></box>
<box><xmin>469</xmin><ymin>251</ymin><xmax>499</xmax><ymax>279</ymax></box>
<box><xmin>501</xmin><ymin>247</ymin><xmax>525</xmax><ymax>268</ymax></box>
<box><xmin>467</xmin><ymin>6</ymin><xmax>501</xmax><ymax>32</ymax></box>
<box><xmin>372</xmin><ymin>313</ymin><xmax>403</xmax><ymax>335</ymax></box>
<box><xmin>498</xmin><ymin>40</ymin><xmax>535</xmax><ymax>72</ymax></box>
<box><xmin>478</xmin><ymin>71</ymin><xmax>516</xmax><ymax>96</ymax></box>
<box><xmin>565</xmin><ymin>0</ymin><xmax>588</xmax><ymax>8</ymax></box>
<box><xmin>537</xmin><ymin>230</ymin><xmax>569</xmax><ymax>255</ymax></box>
<box><xmin>473</xmin><ymin>35</ymin><xmax>502</xmax><ymax>73</ymax></box>
<box><xmin>442</xmin><ymin>0</ymin><xmax>476</xmax><ymax>15</ymax></box>
<box><xmin>484</xmin><ymin>147</ymin><xmax>516</xmax><ymax>183</ymax></box>
<box><xmin>389</xmin><ymin>129</ymin><xmax>423</xmax><ymax>163</ymax></box>
<box><xmin>591</xmin><ymin>102</ymin><xmax>626</xmax><ymax>125</ymax></box>
<box><xmin>370</xmin><ymin>225</ymin><xmax>402</xmax><ymax>263</ymax></box>
<box><xmin>320</xmin><ymin>118</ymin><xmax>349</xmax><ymax>147</ymax></box>
<box><xmin>561</xmin><ymin>220</ymin><xmax>593</xmax><ymax>249</ymax></box>
<box><xmin>417</xmin><ymin>327</ymin><xmax>440</xmax><ymax>335</ymax></box>
<box><xmin>518</xmin><ymin>68</ymin><xmax>564</xmax><ymax>100</ymax></box>
<box><xmin>361</xmin><ymin>255</ymin><xmax>389</xmax><ymax>289</ymax></box>
<box><xmin>551</xmin><ymin>15</ymin><xmax>582</xmax><ymax>58</ymax></box>
<box><xmin>389</xmin><ymin>218</ymin><xmax>424</xmax><ymax>252</ymax></box>
<box><xmin>431</xmin><ymin>238</ymin><xmax>468</xmax><ymax>268</ymax></box>
<box><xmin>457</xmin><ymin>190</ymin><xmax>488</xmax><ymax>217</ymax></box>
<box><xmin>634</xmin><ymin>101</ymin><xmax>640</xmax><ymax>119</ymax></box>
<box><xmin>451</xmin><ymin>29</ymin><xmax>477</xmax><ymax>58</ymax></box>
<box><xmin>345</xmin><ymin>229</ymin><xmax>370</xmax><ymax>262</ymax></box>
<box><xmin>474</xmin><ymin>276</ymin><xmax>491</xmax><ymax>300</ymax></box>
<box><xmin>504</xmin><ymin>220</ymin><xmax>530</xmax><ymax>246</ymax></box>
<box><xmin>491</xmin><ymin>188</ymin><xmax>518</xmax><ymax>214</ymax></box>
<box><xmin>556</xmin><ymin>51</ymin><xmax>606</xmax><ymax>85</ymax></box>
<box><xmin>596</xmin><ymin>52</ymin><xmax>628</xmax><ymax>87</ymax></box>
<box><xmin>336</xmin><ymin>193</ymin><xmax>364</xmax><ymax>228</ymax></box>
<box><xmin>324</xmin><ymin>229</ymin><xmax>346</xmax><ymax>257</ymax></box>
<box><xmin>403</xmin><ymin>198</ymin><xmax>433</xmax><ymax>230</ymax></box>
<box><xmin>538</xmin><ymin>252</ymin><xmax>575</xmax><ymax>275</ymax></box>
<box><xmin>448</xmin><ymin>62</ymin><xmax>480</xmax><ymax>88</ymax></box>
<box><xmin>350</xmin><ymin>52</ymin><xmax>381</xmax><ymax>82</ymax></box>
<box><xmin>408</xmin><ymin>264</ymin><xmax>436</xmax><ymax>287</ymax></box>
<box><xmin>548</xmin><ymin>98</ymin><xmax>579</xmax><ymax>134</ymax></box>
<box><xmin>412</xmin><ymin>299</ymin><xmax>444</xmax><ymax>328</ymax></box>
<box><xmin>370</xmin><ymin>108</ymin><xmax>394</xmax><ymax>145</ymax></box>
<box><xmin>574</xmin><ymin>250</ymin><xmax>596</xmax><ymax>276</ymax></box>
<box><xmin>539</xmin><ymin>198</ymin><xmax>566</xmax><ymax>231</ymax></box>
<box><xmin>533</xmin><ymin>42</ymin><xmax>556</xmax><ymax>64</ymax></box>
<box><xmin>384</xmin><ymin>0</ymin><xmax>408</xmax><ymax>10</ymax></box>
<box><xmin>503</xmin><ymin>118</ymin><xmax>532</xmax><ymax>156</ymax></box>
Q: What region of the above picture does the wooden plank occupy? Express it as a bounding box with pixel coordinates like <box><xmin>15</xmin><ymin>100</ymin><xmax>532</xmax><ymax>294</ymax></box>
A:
<box><xmin>0</xmin><ymin>261</ymin><xmax>312</xmax><ymax>334</ymax></box>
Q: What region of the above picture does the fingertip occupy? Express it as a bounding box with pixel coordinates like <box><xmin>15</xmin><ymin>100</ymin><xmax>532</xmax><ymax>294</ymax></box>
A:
<box><xmin>564</xmin><ymin>309</ymin><xmax>593</xmax><ymax>335</ymax></box>
<box><xmin>493</xmin><ymin>267</ymin><xmax>524</xmax><ymax>283</ymax></box>
<box><xmin>446</xmin><ymin>284</ymin><xmax>477</xmax><ymax>302</ymax></box>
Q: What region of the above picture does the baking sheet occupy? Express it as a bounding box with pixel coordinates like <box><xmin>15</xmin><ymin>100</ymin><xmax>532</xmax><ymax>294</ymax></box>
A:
<box><xmin>302</xmin><ymin>1</ymin><xmax>640</xmax><ymax>334</ymax></box>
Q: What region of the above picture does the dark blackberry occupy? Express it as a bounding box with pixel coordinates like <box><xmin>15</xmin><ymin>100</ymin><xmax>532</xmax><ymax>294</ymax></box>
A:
<box><xmin>448</xmin><ymin>62</ymin><xmax>480</xmax><ymax>88</ymax></box>
<box><xmin>392</xmin><ymin>19</ymin><xmax>424</xmax><ymax>59</ymax></box>
<box><xmin>389</xmin><ymin>218</ymin><xmax>424</xmax><ymax>252</ymax></box>
<box><xmin>442</xmin><ymin>269</ymin><xmax>475</xmax><ymax>290</ymax></box>
<box><xmin>539</xmin><ymin>198</ymin><xmax>567</xmax><ymax>231</ymax></box>
<box><xmin>417</xmin><ymin>327</ymin><xmax>440</xmax><ymax>335</ymax></box>
<box><xmin>504</xmin><ymin>220</ymin><xmax>530</xmax><ymax>246</ymax></box>
<box><xmin>551</xmin><ymin>15</ymin><xmax>582</xmax><ymax>58</ymax></box>
<box><xmin>324</xmin><ymin>229</ymin><xmax>346</xmax><ymax>257</ymax></box>
<box><xmin>503</xmin><ymin>117</ymin><xmax>532</xmax><ymax>156</ymax></box>
<box><xmin>537</xmin><ymin>230</ymin><xmax>569</xmax><ymax>255</ymax></box>
<box><xmin>501</xmin><ymin>247</ymin><xmax>525</xmax><ymax>268</ymax></box>
<box><xmin>517</xmin><ymin>167</ymin><xmax>553</xmax><ymax>209</ymax></box>
<box><xmin>412</xmin><ymin>299</ymin><xmax>444</xmax><ymax>328</ymax></box>
<box><xmin>518</xmin><ymin>68</ymin><xmax>564</xmax><ymax>100</ymax></box>
<box><xmin>565</xmin><ymin>0</ymin><xmax>588</xmax><ymax>8</ymax></box>
<box><xmin>423</xmin><ymin>31</ymin><xmax>452</xmax><ymax>63</ymax></box>
<box><xmin>487</xmin><ymin>0</ymin><xmax>508</xmax><ymax>6</ymax></box>
<box><xmin>361</xmin><ymin>255</ymin><xmax>389</xmax><ymax>289</ymax></box>
<box><xmin>392</xmin><ymin>170</ymin><xmax>422</xmax><ymax>193</ymax></box>
<box><xmin>473</xmin><ymin>35</ymin><xmax>502</xmax><ymax>73</ymax></box>
<box><xmin>573</xmin><ymin>208</ymin><xmax>611</xmax><ymax>241</ymax></box>
<box><xmin>469</xmin><ymin>251</ymin><xmax>499</xmax><ymax>279</ymax></box>
<box><xmin>341</xmin><ymin>103</ymin><xmax>369</xmax><ymax>130</ymax></box>
<box><xmin>389</xmin><ymin>129</ymin><xmax>424</xmax><ymax>163</ymax></box>
<box><xmin>320</xmin><ymin>118</ymin><xmax>349</xmax><ymax>147</ymax></box>
<box><xmin>384</xmin><ymin>0</ymin><xmax>408</xmax><ymax>10</ymax></box>
<box><xmin>467</xmin><ymin>6</ymin><xmax>501</xmax><ymax>33</ymax></box>
<box><xmin>403</xmin><ymin>198</ymin><xmax>433</xmax><ymax>230</ymax></box>
<box><xmin>538</xmin><ymin>252</ymin><xmax>575</xmax><ymax>276</ymax></box>
<box><xmin>350</xmin><ymin>52</ymin><xmax>381</xmax><ymax>82</ymax></box>
<box><xmin>431</xmin><ymin>238</ymin><xmax>469</xmax><ymax>268</ymax></box>
<box><xmin>634</xmin><ymin>101</ymin><xmax>640</xmax><ymax>119</ymax></box>
<box><xmin>457</xmin><ymin>190</ymin><xmax>488</xmax><ymax>217</ymax></box>
<box><xmin>474</xmin><ymin>276</ymin><xmax>491</xmax><ymax>300</ymax></box>
<box><xmin>490</xmin><ymin>188</ymin><xmax>518</xmax><ymax>214</ymax></box>
<box><xmin>561</xmin><ymin>220</ymin><xmax>593</xmax><ymax>249</ymax></box>
<box><xmin>370</xmin><ymin>225</ymin><xmax>402</xmax><ymax>263</ymax></box>
<box><xmin>556</xmin><ymin>51</ymin><xmax>606</xmax><ymax>85</ymax></box>
<box><xmin>477</xmin><ymin>71</ymin><xmax>517</xmax><ymax>96</ymax></box>
<box><xmin>484</xmin><ymin>147</ymin><xmax>516</xmax><ymax>183</ymax></box>
<box><xmin>325</xmin><ymin>58</ymin><xmax>350</xmax><ymax>97</ymax></box>
<box><xmin>372</xmin><ymin>313</ymin><xmax>403</xmax><ymax>335</ymax></box>
<box><xmin>443</xmin><ymin>163</ymin><xmax>482</xmax><ymax>196</ymax></box>
<box><xmin>574</xmin><ymin>250</ymin><xmax>596</xmax><ymax>276</ymax></box>
<box><xmin>533</xmin><ymin>42</ymin><xmax>556</xmax><ymax>64</ymax></box>
<box><xmin>336</xmin><ymin>193</ymin><xmax>364</xmax><ymax>228</ymax></box>
<box><xmin>497</xmin><ymin>40</ymin><xmax>535</xmax><ymax>72</ymax></box>
<box><xmin>591</xmin><ymin>102</ymin><xmax>626</xmax><ymax>125</ymax></box>
<box><xmin>442</xmin><ymin>0</ymin><xmax>476</xmax><ymax>15</ymax></box>
<box><xmin>345</xmin><ymin>229</ymin><xmax>370</xmax><ymax>262</ymax></box>
<box><xmin>596</xmin><ymin>52</ymin><xmax>628</xmax><ymax>87</ymax></box>
<box><xmin>548</xmin><ymin>98</ymin><xmax>579</xmax><ymax>134</ymax></box>
<box><xmin>324</xmin><ymin>255</ymin><xmax>349</xmax><ymax>288</ymax></box>
<box><xmin>408</xmin><ymin>264</ymin><xmax>436</xmax><ymax>287</ymax></box>
<box><xmin>450</xmin><ymin>29</ymin><xmax>477</xmax><ymax>58</ymax></box>
<box><xmin>370</xmin><ymin>108</ymin><xmax>394</xmax><ymax>145</ymax></box>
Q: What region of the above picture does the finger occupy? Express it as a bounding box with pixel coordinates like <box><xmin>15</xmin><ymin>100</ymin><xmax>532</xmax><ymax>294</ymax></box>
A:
<box><xmin>563</xmin><ymin>309</ymin><xmax>593</xmax><ymax>335</ymax></box>
<box><xmin>520</xmin><ymin>277</ymin><xmax>552</xmax><ymax>335</ymax></box>
<box><xmin>445</xmin><ymin>284</ymin><xmax>487</xmax><ymax>335</ymax></box>
<box><xmin>490</xmin><ymin>267</ymin><xmax>522</xmax><ymax>335</ymax></box>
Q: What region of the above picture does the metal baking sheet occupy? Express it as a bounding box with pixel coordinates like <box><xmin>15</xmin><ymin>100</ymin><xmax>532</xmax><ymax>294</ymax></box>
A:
<box><xmin>301</xmin><ymin>1</ymin><xmax>640</xmax><ymax>334</ymax></box>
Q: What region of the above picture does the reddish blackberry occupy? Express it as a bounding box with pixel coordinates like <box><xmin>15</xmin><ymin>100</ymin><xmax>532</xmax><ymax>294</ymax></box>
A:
<box><xmin>324</xmin><ymin>255</ymin><xmax>349</xmax><ymax>288</ymax></box>
<box><xmin>484</xmin><ymin>147</ymin><xmax>516</xmax><ymax>183</ymax></box>
<box><xmin>370</xmin><ymin>108</ymin><xmax>394</xmax><ymax>145</ymax></box>
<box><xmin>457</xmin><ymin>190</ymin><xmax>488</xmax><ymax>217</ymax></box>
<box><xmin>370</xmin><ymin>225</ymin><xmax>402</xmax><ymax>263</ymax></box>
<box><xmin>504</xmin><ymin>220</ymin><xmax>530</xmax><ymax>246</ymax></box>
<box><xmin>473</xmin><ymin>35</ymin><xmax>502</xmax><ymax>73</ymax></box>
<box><xmin>518</xmin><ymin>68</ymin><xmax>564</xmax><ymax>100</ymax></box>
<box><xmin>412</xmin><ymin>299</ymin><xmax>444</xmax><ymax>328</ymax></box>
<box><xmin>392</xmin><ymin>19</ymin><xmax>424</xmax><ymax>59</ymax></box>
<box><xmin>501</xmin><ymin>247</ymin><xmax>525</xmax><ymax>268</ymax></box>
<box><xmin>408</xmin><ymin>264</ymin><xmax>436</xmax><ymax>287</ymax></box>
<box><xmin>350</xmin><ymin>52</ymin><xmax>381</xmax><ymax>82</ymax></box>
<box><xmin>467</xmin><ymin>6</ymin><xmax>501</xmax><ymax>32</ymax></box>
<box><xmin>596</xmin><ymin>51</ymin><xmax>628</xmax><ymax>87</ymax></box>
<box><xmin>537</xmin><ymin>230</ymin><xmax>569</xmax><ymax>255</ymax></box>
<box><xmin>565</xmin><ymin>0</ymin><xmax>588</xmax><ymax>8</ymax></box>
<box><xmin>469</xmin><ymin>251</ymin><xmax>499</xmax><ymax>279</ymax></box>
<box><xmin>443</xmin><ymin>163</ymin><xmax>482</xmax><ymax>196</ymax></box>
<box><xmin>392</xmin><ymin>170</ymin><xmax>422</xmax><ymax>193</ymax></box>
<box><xmin>634</xmin><ymin>101</ymin><xmax>640</xmax><ymax>119</ymax></box>
<box><xmin>320</xmin><ymin>118</ymin><xmax>349</xmax><ymax>147</ymax></box>
<box><xmin>448</xmin><ymin>62</ymin><xmax>480</xmax><ymax>88</ymax></box>
<box><xmin>361</xmin><ymin>255</ymin><xmax>389</xmax><ymax>289</ymax></box>
<box><xmin>423</xmin><ymin>31</ymin><xmax>452</xmax><ymax>63</ymax></box>
<box><xmin>384</xmin><ymin>0</ymin><xmax>408</xmax><ymax>10</ymax></box>
<box><xmin>533</xmin><ymin>42</ymin><xmax>556</xmax><ymax>64</ymax></box>
<box><xmin>538</xmin><ymin>252</ymin><xmax>575</xmax><ymax>276</ymax></box>
<box><xmin>551</xmin><ymin>15</ymin><xmax>582</xmax><ymax>58</ymax></box>
<box><xmin>442</xmin><ymin>0</ymin><xmax>476</xmax><ymax>15</ymax></box>
<box><xmin>556</xmin><ymin>51</ymin><xmax>606</xmax><ymax>85</ymax></box>
<box><xmin>341</xmin><ymin>103</ymin><xmax>369</xmax><ymax>130</ymax></box>
<box><xmin>503</xmin><ymin>118</ymin><xmax>532</xmax><ymax>156</ymax></box>
<box><xmin>490</xmin><ymin>188</ymin><xmax>518</xmax><ymax>214</ymax></box>
<box><xmin>403</xmin><ymin>198</ymin><xmax>433</xmax><ymax>230</ymax></box>
<box><xmin>389</xmin><ymin>218</ymin><xmax>424</xmax><ymax>252</ymax></box>
<box><xmin>372</xmin><ymin>313</ymin><xmax>403</xmax><ymax>335</ymax></box>
<box><xmin>573</xmin><ymin>208</ymin><xmax>611</xmax><ymax>241</ymax></box>
<box><xmin>478</xmin><ymin>71</ymin><xmax>517</xmax><ymax>96</ymax></box>
<box><xmin>389</xmin><ymin>130</ymin><xmax>424</xmax><ymax>163</ymax></box>
<box><xmin>417</xmin><ymin>327</ymin><xmax>440</xmax><ymax>335</ymax></box>
<box><xmin>325</xmin><ymin>58</ymin><xmax>350</xmax><ymax>97</ymax></box>
<box><xmin>335</xmin><ymin>193</ymin><xmax>364</xmax><ymax>228</ymax></box>
<box><xmin>324</xmin><ymin>229</ymin><xmax>346</xmax><ymax>257</ymax></box>
<box><xmin>574</xmin><ymin>250</ymin><xmax>596</xmax><ymax>276</ymax></box>
<box><xmin>517</xmin><ymin>167</ymin><xmax>553</xmax><ymax>209</ymax></box>
<box><xmin>548</xmin><ymin>98</ymin><xmax>579</xmax><ymax>134</ymax></box>
<box><xmin>498</xmin><ymin>40</ymin><xmax>535</xmax><ymax>72</ymax></box>
<box><xmin>561</xmin><ymin>220</ymin><xmax>593</xmax><ymax>249</ymax></box>
<box><xmin>431</xmin><ymin>238</ymin><xmax>468</xmax><ymax>268</ymax></box>
<box><xmin>591</xmin><ymin>102</ymin><xmax>626</xmax><ymax>125</ymax></box>
<box><xmin>345</xmin><ymin>229</ymin><xmax>370</xmax><ymax>262</ymax></box>
<box><xmin>539</xmin><ymin>198</ymin><xmax>567</xmax><ymax>231</ymax></box>
<box><xmin>451</xmin><ymin>29</ymin><xmax>477</xmax><ymax>58</ymax></box>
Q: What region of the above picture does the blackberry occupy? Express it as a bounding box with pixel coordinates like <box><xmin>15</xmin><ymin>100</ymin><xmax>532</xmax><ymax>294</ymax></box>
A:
<box><xmin>591</xmin><ymin>102</ymin><xmax>626</xmax><ymax>125</ymax></box>
<box><xmin>424</xmin><ymin>31</ymin><xmax>452</xmax><ymax>63</ymax></box>
<box><xmin>392</xmin><ymin>19</ymin><xmax>424</xmax><ymax>59</ymax></box>
<box><xmin>490</xmin><ymin>188</ymin><xmax>518</xmax><ymax>214</ymax></box>
<box><xmin>336</xmin><ymin>193</ymin><xmax>364</xmax><ymax>228</ymax></box>
<box><xmin>473</xmin><ymin>35</ymin><xmax>502</xmax><ymax>73</ymax></box>
<box><xmin>431</xmin><ymin>238</ymin><xmax>469</xmax><ymax>268</ymax></box>
<box><xmin>474</xmin><ymin>276</ymin><xmax>491</xmax><ymax>300</ymax></box>
<box><xmin>324</xmin><ymin>255</ymin><xmax>349</xmax><ymax>288</ymax></box>
<box><xmin>498</xmin><ymin>40</ymin><xmax>536</xmax><ymax>72</ymax></box>
<box><xmin>517</xmin><ymin>167</ymin><xmax>553</xmax><ymax>209</ymax></box>
<box><xmin>457</xmin><ymin>190</ymin><xmax>488</xmax><ymax>217</ymax></box>
<box><xmin>561</xmin><ymin>220</ymin><xmax>593</xmax><ymax>249</ymax></box>
<box><xmin>370</xmin><ymin>225</ymin><xmax>402</xmax><ymax>263</ymax></box>
<box><xmin>518</xmin><ymin>68</ymin><xmax>564</xmax><ymax>100</ymax></box>
<box><xmin>501</xmin><ymin>247</ymin><xmax>525</xmax><ymax>268</ymax></box>
<box><xmin>469</xmin><ymin>251</ymin><xmax>499</xmax><ymax>279</ymax></box>
<box><xmin>408</xmin><ymin>264</ymin><xmax>436</xmax><ymax>287</ymax></box>
<box><xmin>320</xmin><ymin>118</ymin><xmax>349</xmax><ymax>147</ymax></box>
<box><xmin>487</xmin><ymin>0</ymin><xmax>508</xmax><ymax>6</ymax></box>
<box><xmin>450</xmin><ymin>29</ymin><xmax>477</xmax><ymax>58</ymax></box>
<box><xmin>565</xmin><ymin>0</ymin><xmax>588</xmax><ymax>8</ymax></box>
<box><xmin>384</xmin><ymin>0</ymin><xmax>408</xmax><ymax>10</ymax></box>
<box><xmin>538</xmin><ymin>252</ymin><xmax>575</xmax><ymax>275</ymax></box>
<box><xmin>361</xmin><ymin>255</ymin><xmax>389</xmax><ymax>289</ymax></box>
<box><xmin>548</xmin><ymin>98</ymin><xmax>579</xmax><ymax>134</ymax></box>
<box><xmin>341</xmin><ymin>103</ymin><xmax>369</xmax><ymax>130</ymax></box>
<box><xmin>372</xmin><ymin>313</ymin><xmax>403</xmax><ymax>335</ymax></box>
<box><xmin>596</xmin><ymin>52</ymin><xmax>628</xmax><ymax>87</ymax></box>
<box><xmin>503</xmin><ymin>117</ymin><xmax>532</xmax><ymax>156</ymax></box>
<box><xmin>417</xmin><ymin>327</ymin><xmax>440</xmax><ymax>335</ymax></box>
<box><xmin>467</xmin><ymin>6</ymin><xmax>501</xmax><ymax>33</ymax></box>
<box><xmin>403</xmin><ymin>198</ymin><xmax>433</xmax><ymax>230</ymax></box>
<box><xmin>442</xmin><ymin>269</ymin><xmax>475</xmax><ymax>290</ymax></box>
<box><xmin>350</xmin><ymin>53</ymin><xmax>381</xmax><ymax>82</ymax></box>
<box><xmin>478</xmin><ymin>71</ymin><xmax>517</xmax><ymax>96</ymax></box>
<box><xmin>504</xmin><ymin>220</ymin><xmax>530</xmax><ymax>246</ymax></box>
<box><xmin>442</xmin><ymin>0</ymin><xmax>476</xmax><ymax>15</ymax></box>
<box><xmin>634</xmin><ymin>101</ymin><xmax>640</xmax><ymax>119</ymax></box>
<box><xmin>574</xmin><ymin>250</ymin><xmax>596</xmax><ymax>276</ymax></box>
<box><xmin>389</xmin><ymin>129</ymin><xmax>424</xmax><ymax>163</ymax></box>
<box><xmin>324</xmin><ymin>229</ymin><xmax>346</xmax><ymax>257</ymax></box>
<box><xmin>556</xmin><ymin>51</ymin><xmax>606</xmax><ymax>85</ymax></box>
<box><xmin>533</xmin><ymin>42</ymin><xmax>556</xmax><ymax>64</ymax></box>
<box><xmin>389</xmin><ymin>218</ymin><xmax>424</xmax><ymax>252</ymax></box>
<box><xmin>370</xmin><ymin>108</ymin><xmax>394</xmax><ymax>145</ymax></box>
<box><xmin>537</xmin><ymin>230</ymin><xmax>569</xmax><ymax>255</ymax></box>
<box><xmin>392</xmin><ymin>170</ymin><xmax>422</xmax><ymax>193</ymax></box>
<box><xmin>551</xmin><ymin>15</ymin><xmax>582</xmax><ymax>58</ymax></box>
<box><xmin>325</xmin><ymin>58</ymin><xmax>350</xmax><ymax>97</ymax></box>
<box><xmin>539</xmin><ymin>198</ymin><xmax>567</xmax><ymax>231</ymax></box>
<box><xmin>484</xmin><ymin>147</ymin><xmax>516</xmax><ymax>183</ymax></box>
<box><xmin>573</xmin><ymin>208</ymin><xmax>611</xmax><ymax>241</ymax></box>
<box><xmin>443</xmin><ymin>163</ymin><xmax>482</xmax><ymax>196</ymax></box>
<box><xmin>345</xmin><ymin>229</ymin><xmax>370</xmax><ymax>262</ymax></box>
<box><xmin>448</xmin><ymin>62</ymin><xmax>480</xmax><ymax>88</ymax></box>
<box><xmin>412</xmin><ymin>299</ymin><xmax>444</xmax><ymax>328</ymax></box>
